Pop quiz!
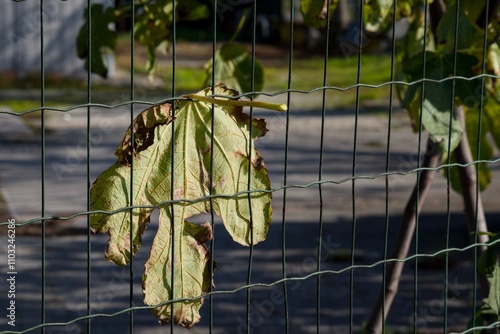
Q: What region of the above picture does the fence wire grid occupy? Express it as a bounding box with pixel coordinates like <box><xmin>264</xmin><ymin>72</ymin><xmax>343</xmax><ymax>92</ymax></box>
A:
<box><xmin>1</xmin><ymin>1</ymin><xmax>500</xmax><ymax>334</ymax></box>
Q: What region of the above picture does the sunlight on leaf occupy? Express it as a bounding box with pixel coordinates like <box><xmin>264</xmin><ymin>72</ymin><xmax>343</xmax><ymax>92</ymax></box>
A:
<box><xmin>90</xmin><ymin>83</ymin><xmax>273</xmax><ymax>327</ymax></box>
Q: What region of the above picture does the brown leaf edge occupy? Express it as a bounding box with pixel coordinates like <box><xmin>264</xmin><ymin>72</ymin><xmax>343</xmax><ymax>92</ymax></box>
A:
<box><xmin>115</xmin><ymin>103</ymin><xmax>173</xmax><ymax>166</ymax></box>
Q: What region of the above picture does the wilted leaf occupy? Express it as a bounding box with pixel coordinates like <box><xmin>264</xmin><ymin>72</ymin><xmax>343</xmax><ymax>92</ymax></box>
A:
<box><xmin>90</xmin><ymin>84</ymin><xmax>272</xmax><ymax>327</ymax></box>
<box><xmin>205</xmin><ymin>43</ymin><xmax>264</xmax><ymax>95</ymax></box>
<box><xmin>76</xmin><ymin>4</ymin><xmax>118</xmax><ymax>78</ymax></box>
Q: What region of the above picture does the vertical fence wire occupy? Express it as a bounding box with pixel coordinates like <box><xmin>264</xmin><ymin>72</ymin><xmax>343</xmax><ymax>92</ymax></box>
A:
<box><xmin>350</xmin><ymin>3</ymin><xmax>364</xmax><ymax>332</ymax></box>
<box><xmin>246</xmin><ymin>2</ymin><xmax>259</xmax><ymax>333</ymax></box>
<box><xmin>413</xmin><ymin>0</ymin><xmax>431</xmax><ymax>329</ymax></box>
<box><xmin>442</xmin><ymin>2</ymin><xmax>463</xmax><ymax>331</ymax></box>
<box><xmin>169</xmin><ymin>1</ymin><xmax>177</xmax><ymax>332</ymax></box>
<box><xmin>85</xmin><ymin>1</ymin><xmax>92</xmax><ymax>333</ymax></box>
<box><xmin>209</xmin><ymin>2</ymin><xmax>217</xmax><ymax>333</ymax></box>
<box><xmin>316</xmin><ymin>1</ymin><xmax>332</xmax><ymax>332</ymax></box>
<box><xmin>473</xmin><ymin>0</ymin><xmax>491</xmax><ymax>328</ymax></box>
<box><xmin>382</xmin><ymin>1</ymin><xmax>398</xmax><ymax>332</ymax></box>
<box><xmin>128</xmin><ymin>1</ymin><xmax>136</xmax><ymax>332</ymax></box>
<box><xmin>281</xmin><ymin>2</ymin><xmax>295</xmax><ymax>334</ymax></box>
<box><xmin>39</xmin><ymin>1</ymin><xmax>46</xmax><ymax>333</ymax></box>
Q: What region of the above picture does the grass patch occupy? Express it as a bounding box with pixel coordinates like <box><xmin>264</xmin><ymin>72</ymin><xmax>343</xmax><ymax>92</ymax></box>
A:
<box><xmin>264</xmin><ymin>54</ymin><xmax>393</xmax><ymax>108</ymax></box>
<box><xmin>1</xmin><ymin>40</ymin><xmax>395</xmax><ymax>111</ymax></box>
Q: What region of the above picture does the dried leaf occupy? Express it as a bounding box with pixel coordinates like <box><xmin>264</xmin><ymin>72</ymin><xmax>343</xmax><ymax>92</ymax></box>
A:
<box><xmin>90</xmin><ymin>83</ymin><xmax>272</xmax><ymax>327</ymax></box>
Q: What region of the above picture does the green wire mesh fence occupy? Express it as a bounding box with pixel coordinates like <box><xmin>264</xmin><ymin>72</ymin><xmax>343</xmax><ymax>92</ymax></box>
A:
<box><xmin>1</xmin><ymin>0</ymin><xmax>500</xmax><ymax>333</ymax></box>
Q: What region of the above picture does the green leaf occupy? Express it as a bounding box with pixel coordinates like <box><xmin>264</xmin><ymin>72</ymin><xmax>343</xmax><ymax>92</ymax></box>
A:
<box><xmin>132</xmin><ymin>0</ymin><xmax>209</xmax><ymax>76</ymax></box>
<box><xmin>421</xmin><ymin>99</ymin><xmax>462</xmax><ymax>154</ymax></box>
<box><xmin>300</xmin><ymin>0</ymin><xmax>338</xmax><ymax>29</ymax></box>
<box><xmin>204</xmin><ymin>43</ymin><xmax>264</xmax><ymax>95</ymax></box>
<box><xmin>133</xmin><ymin>1</ymin><xmax>173</xmax><ymax>75</ymax></box>
<box><xmin>401</xmin><ymin>51</ymin><xmax>483</xmax><ymax>154</ymax></box>
<box><xmin>363</xmin><ymin>0</ymin><xmax>394</xmax><ymax>32</ymax></box>
<box><xmin>76</xmin><ymin>4</ymin><xmax>118</xmax><ymax>78</ymax></box>
<box><xmin>90</xmin><ymin>83</ymin><xmax>272</xmax><ymax>327</ymax></box>
<box><xmin>177</xmin><ymin>0</ymin><xmax>210</xmax><ymax>21</ymax></box>
<box><xmin>461</xmin><ymin>0</ymin><xmax>486</xmax><ymax>22</ymax></box>
<box><xmin>436</xmin><ymin>5</ymin><xmax>481</xmax><ymax>53</ymax></box>
<box><xmin>483</xmin><ymin>263</ymin><xmax>500</xmax><ymax>316</ymax></box>
<box><xmin>397</xmin><ymin>13</ymin><xmax>435</xmax><ymax>62</ymax></box>
<box><xmin>485</xmin><ymin>99</ymin><xmax>500</xmax><ymax>150</ymax></box>
<box><xmin>479</xmin><ymin>248</ymin><xmax>498</xmax><ymax>276</ymax></box>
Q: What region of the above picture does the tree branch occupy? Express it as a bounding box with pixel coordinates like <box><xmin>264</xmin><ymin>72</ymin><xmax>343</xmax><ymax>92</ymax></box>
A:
<box><xmin>453</xmin><ymin>106</ymin><xmax>490</xmax><ymax>298</ymax></box>
<box><xmin>365</xmin><ymin>137</ymin><xmax>441</xmax><ymax>334</ymax></box>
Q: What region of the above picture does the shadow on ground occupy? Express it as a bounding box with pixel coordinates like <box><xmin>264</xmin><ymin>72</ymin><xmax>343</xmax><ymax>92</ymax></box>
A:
<box><xmin>1</xmin><ymin>211</ymin><xmax>498</xmax><ymax>334</ymax></box>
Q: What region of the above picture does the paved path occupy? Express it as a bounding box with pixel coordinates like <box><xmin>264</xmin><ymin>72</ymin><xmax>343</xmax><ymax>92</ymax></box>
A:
<box><xmin>1</xmin><ymin>103</ymin><xmax>500</xmax><ymax>333</ymax></box>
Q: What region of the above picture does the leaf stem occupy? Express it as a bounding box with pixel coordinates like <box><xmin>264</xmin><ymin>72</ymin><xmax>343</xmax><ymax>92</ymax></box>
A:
<box><xmin>228</xmin><ymin>8</ymin><xmax>250</xmax><ymax>44</ymax></box>
<box><xmin>185</xmin><ymin>94</ymin><xmax>287</xmax><ymax>112</ymax></box>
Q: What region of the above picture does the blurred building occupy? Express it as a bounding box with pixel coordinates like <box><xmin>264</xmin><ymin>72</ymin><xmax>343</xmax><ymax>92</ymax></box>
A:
<box><xmin>0</xmin><ymin>0</ymin><xmax>111</xmax><ymax>79</ymax></box>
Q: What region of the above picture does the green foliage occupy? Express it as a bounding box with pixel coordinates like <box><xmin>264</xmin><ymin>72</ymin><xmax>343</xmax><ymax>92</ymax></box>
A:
<box><xmin>204</xmin><ymin>43</ymin><xmax>264</xmax><ymax>95</ymax></box>
<box><xmin>77</xmin><ymin>0</ymin><xmax>262</xmax><ymax>94</ymax></box>
<box><xmin>401</xmin><ymin>51</ymin><xmax>481</xmax><ymax>153</ymax></box>
<box><xmin>483</xmin><ymin>263</ymin><xmax>500</xmax><ymax>316</ymax></box>
<box><xmin>475</xmin><ymin>231</ymin><xmax>500</xmax><ymax>325</ymax></box>
<box><xmin>76</xmin><ymin>4</ymin><xmax>118</xmax><ymax>78</ymax></box>
<box><xmin>132</xmin><ymin>0</ymin><xmax>210</xmax><ymax>75</ymax></box>
<box><xmin>478</xmin><ymin>232</ymin><xmax>500</xmax><ymax>274</ymax></box>
<box><xmin>300</xmin><ymin>0</ymin><xmax>339</xmax><ymax>29</ymax></box>
<box><xmin>390</xmin><ymin>2</ymin><xmax>500</xmax><ymax>193</ymax></box>
<box><xmin>363</xmin><ymin>0</ymin><xmax>424</xmax><ymax>33</ymax></box>
<box><xmin>132</xmin><ymin>1</ymin><xmax>173</xmax><ymax>75</ymax></box>
<box><xmin>364</xmin><ymin>0</ymin><xmax>394</xmax><ymax>32</ymax></box>
<box><xmin>77</xmin><ymin>1</ymin><xmax>210</xmax><ymax>77</ymax></box>
<box><xmin>435</xmin><ymin>5</ymin><xmax>482</xmax><ymax>54</ymax></box>
<box><xmin>90</xmin><ymin>84</ymin><xmax>275</xmax><ymax>326</ymax></box>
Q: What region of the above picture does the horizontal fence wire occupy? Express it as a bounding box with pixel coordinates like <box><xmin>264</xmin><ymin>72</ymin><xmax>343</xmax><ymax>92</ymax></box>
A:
<box><xmin>1</xmin><ymin>1</ymin><xmax>500</xmax><ymax>334</ymax></box>
<box><xmin>0</xmin><ymin>152</ymin><xmax>498</xmax><ymax>227</ymax></box>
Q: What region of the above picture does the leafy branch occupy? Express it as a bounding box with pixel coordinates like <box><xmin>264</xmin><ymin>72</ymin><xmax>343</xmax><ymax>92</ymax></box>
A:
<box><xmin>365</xmin><ymin>1</ymin><xmax>500</xmax><ymax>333</ymax></box>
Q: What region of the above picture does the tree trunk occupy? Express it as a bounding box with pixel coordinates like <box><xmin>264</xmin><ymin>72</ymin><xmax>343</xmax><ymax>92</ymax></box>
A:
<box><xmin>365</xmin><ymin>137</ymin><xmax>441</xmax><ymax>334</ymax></box>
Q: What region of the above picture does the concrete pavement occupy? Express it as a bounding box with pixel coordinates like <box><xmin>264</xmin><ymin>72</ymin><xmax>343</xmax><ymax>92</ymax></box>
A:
<box><xmin>1</xmin><ymin>102</ymin><xmax>500</xmax><ymax>333</ymax></box>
